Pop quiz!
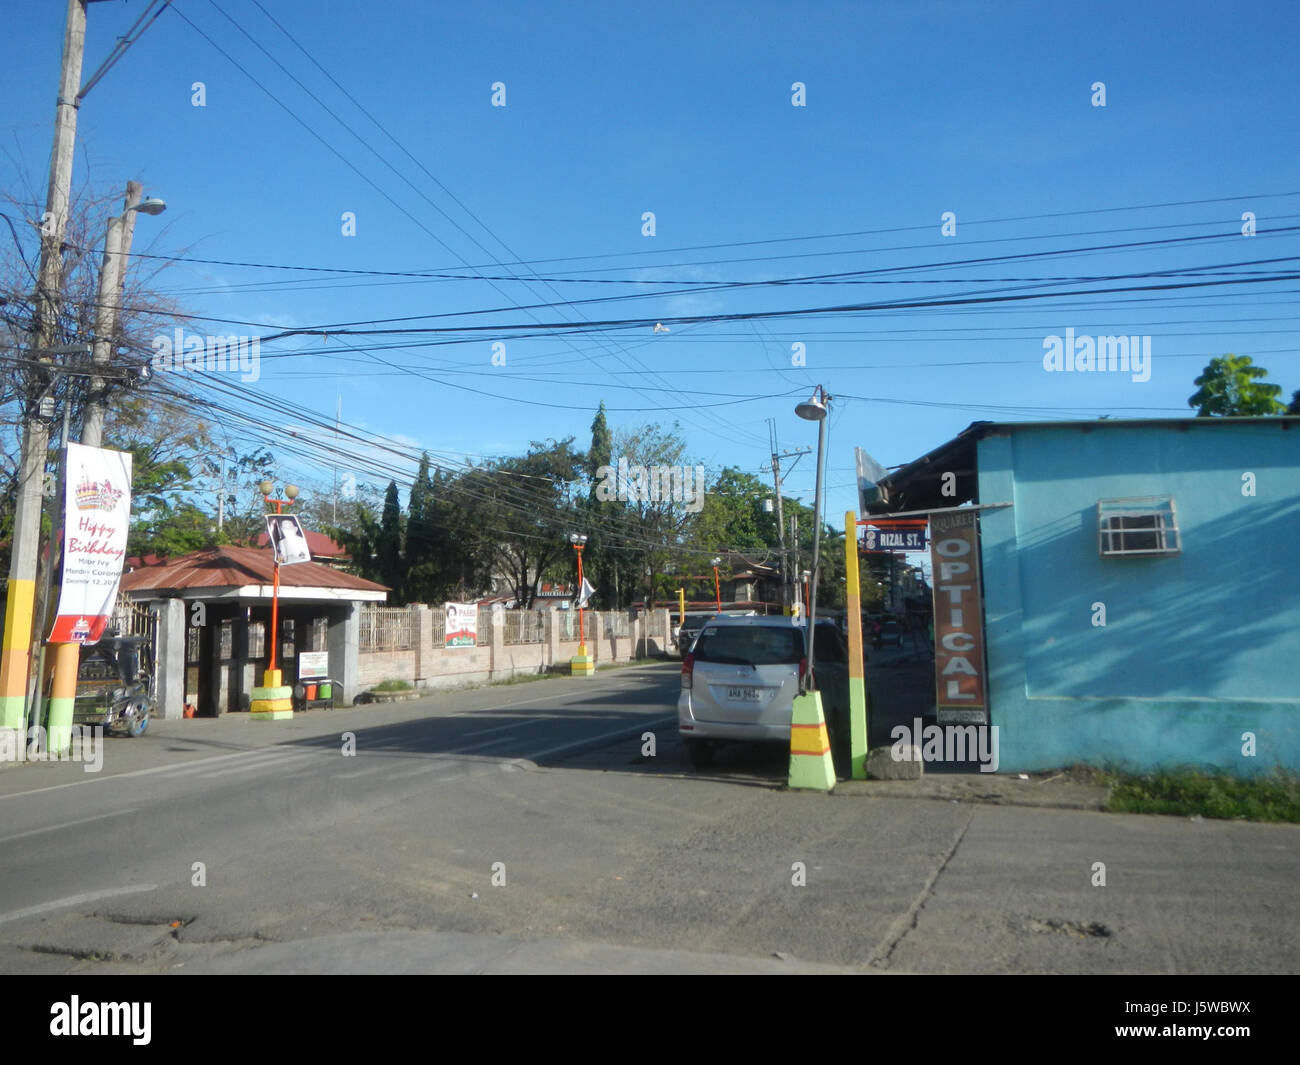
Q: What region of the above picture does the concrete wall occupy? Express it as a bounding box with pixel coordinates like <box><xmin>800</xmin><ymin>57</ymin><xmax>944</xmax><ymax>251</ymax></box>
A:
<box><xmin>977</xmin><ymin>420</ymin><xmax>1300</xmax><ymax>776</ymax></box>
<box><xmin>357</xmin><ymin>608</ymin><xmax>672</xmax><ymax>696</ymax></box>
<box><xmin>150</xmin><ymin>598</ymin><xmax>186</xmax><ymax>719</ymax></box>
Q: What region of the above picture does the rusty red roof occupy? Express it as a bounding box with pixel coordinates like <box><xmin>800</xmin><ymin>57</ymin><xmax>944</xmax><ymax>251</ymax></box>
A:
<box><xmin>120</xmin><ymin>545</ymin><xmax>387</xmax><ymax>596</ymax></box>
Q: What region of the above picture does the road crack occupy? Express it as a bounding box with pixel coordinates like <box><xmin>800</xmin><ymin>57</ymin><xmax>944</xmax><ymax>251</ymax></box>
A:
<box><xmin>867</xmin><ymin>804</ymin><xmax>975</xmax><ymax>969</ymax></box>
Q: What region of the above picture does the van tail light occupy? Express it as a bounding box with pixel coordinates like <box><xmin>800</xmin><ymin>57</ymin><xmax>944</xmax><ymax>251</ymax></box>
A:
<box><xmin>681</xmin><ymin>653</ymin><xmax>694</xmax><ymax>690</ymax></box>
<box><xmin>798</xmin><ymin>656</ymin><xmax>807</xmax><ymax>681</ymax></box>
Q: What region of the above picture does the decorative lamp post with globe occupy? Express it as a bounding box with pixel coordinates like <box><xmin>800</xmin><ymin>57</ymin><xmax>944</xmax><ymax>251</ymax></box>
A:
<box><xmin>250</xmin><ymin>480</ymin><xmax>300</xmax><ymax>721</ymax></box>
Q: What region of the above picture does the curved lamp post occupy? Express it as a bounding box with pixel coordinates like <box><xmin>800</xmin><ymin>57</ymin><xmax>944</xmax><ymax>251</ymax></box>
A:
<box><xmin>795</xmin><ymin>386</ymin><xmax>830</xmax><ymax>694</ymax></box>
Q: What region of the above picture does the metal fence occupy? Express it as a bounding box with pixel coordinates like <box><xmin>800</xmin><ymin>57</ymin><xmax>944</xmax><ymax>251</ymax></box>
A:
<box><xmin>604</xmin><ymin>611</ymin><xmax>632</xmax><ymax>638</ymax></box>
<box><xmin>112</xmin><ymin>594</ymin><xmax>154</xmax><ymax>638</ymax></box>
<box><xmin>556</xmin><ymin>610</ymin><xmax>578</xmax><ymax>641</ymax></box>
<box><xmin>427</xmin><ymin>610</ymin><xmax>447</xmax><ymax>646</ymax></box>
<box><xmin>501</xmin><ymin>609</ymin><xmax>546</xmax><ymax>645</ymax></box>
<box><xmin>359</xmin><ymin>606</ymin><xmax>413</xmax><ymax>651</ymax></box>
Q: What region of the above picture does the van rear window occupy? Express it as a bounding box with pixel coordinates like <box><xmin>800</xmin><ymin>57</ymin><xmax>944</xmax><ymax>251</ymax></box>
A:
<box><xmin>693</xmin><ymin>626</ymin><xmax>803</xmax><ymax>665</ymax></box>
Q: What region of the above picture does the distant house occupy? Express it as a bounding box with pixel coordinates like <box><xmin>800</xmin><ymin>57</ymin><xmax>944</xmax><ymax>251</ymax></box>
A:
<box><xmin>875</xmin><ymin>417</ymin><xmax>1300</xmax><ymax>776</ymax></box>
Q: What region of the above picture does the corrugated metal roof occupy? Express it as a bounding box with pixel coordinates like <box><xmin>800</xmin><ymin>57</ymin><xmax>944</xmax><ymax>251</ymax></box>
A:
<box><xmin>120</xmin><ymin>546</ymin><xmax>388</xmax><ymax>595</ymax></box>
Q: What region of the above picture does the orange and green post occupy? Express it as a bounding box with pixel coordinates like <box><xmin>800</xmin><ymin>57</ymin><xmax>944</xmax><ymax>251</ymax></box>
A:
<box><xmin>0</xmin><ymin>579</ymin><xmax>36</xmax><ymax>734</ymax></box>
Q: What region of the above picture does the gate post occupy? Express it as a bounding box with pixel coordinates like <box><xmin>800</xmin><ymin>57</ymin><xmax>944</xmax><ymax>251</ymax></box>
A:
<box><xmin>152</xmin><ymin>598</ymin><xmax>187</xmax><ymax>719</ymax></box>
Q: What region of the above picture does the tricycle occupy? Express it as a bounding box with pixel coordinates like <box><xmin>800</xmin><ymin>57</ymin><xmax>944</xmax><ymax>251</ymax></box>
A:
<box><xmin>71</xmin><ymin>633</ymin><xmax>156</xmax><ymax>738</ymax></box>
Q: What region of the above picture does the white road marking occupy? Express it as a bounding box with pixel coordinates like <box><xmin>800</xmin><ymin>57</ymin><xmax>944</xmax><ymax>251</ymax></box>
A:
<box><xmin>522</xmin><ymin>715</ymin><xmax>677</xmax><ymax>763</ymax></box>
<box><xmin>189</xmin><ymin>752</ymin><xmax>319</xmax><ymax>781</ymax></box>
<box><xmin>0</xmin><ymin>808</ymin><xmax>138</xmax><ymax>844</ymax></box>
<box><xmin>0</xmin><ymin>884</ymin><xmax>157</xmax><ymax>927</ymax></box>
<box><xmin>0</xmin><ymin>746</ymin><xmax>298</xmax><ymax>800</ymax></box>
<box><xmin>449</xmin><ymin>682</ymin><xmax>630</xmax><ymax>716</ymax></box>
<box><xmin>463</xmin><ymin>717</ymin><xmax>552</xmax><ymax>738</ymax></box>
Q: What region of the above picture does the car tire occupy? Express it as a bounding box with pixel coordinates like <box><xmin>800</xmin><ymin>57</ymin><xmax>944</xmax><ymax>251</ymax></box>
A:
<box><xmin>685</xmin><ymin>738</ymin><xmax>715</xmax><ymax>768</ymax></box>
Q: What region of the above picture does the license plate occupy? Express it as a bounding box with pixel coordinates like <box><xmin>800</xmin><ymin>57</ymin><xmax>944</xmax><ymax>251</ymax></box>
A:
<box><xmin>726</xmin><ymin>687</ymin><xmax>761</xmax><ymax>702</ymax></box>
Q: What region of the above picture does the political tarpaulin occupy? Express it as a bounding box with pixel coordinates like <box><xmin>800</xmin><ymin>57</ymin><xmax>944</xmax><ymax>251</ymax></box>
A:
<box><xmin>49</xmin><ymin>442</ymin><xmax>133</xmax><ymax>645</ymax></box>
<box><xmin>445</xmin><ymin>602</ymin><xmax>478</xmax><ymax>648</ymax></box>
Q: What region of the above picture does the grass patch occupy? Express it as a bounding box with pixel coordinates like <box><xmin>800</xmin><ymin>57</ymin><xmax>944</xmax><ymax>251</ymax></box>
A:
<box><xmin>370</xmin><ymin>679</ymin><xmax>413</xmax><ymax>693</ymax></box>
<box><xmin>1103</xmin><ymin>766</ymin><xmax>1300</xmax><ymax>823</ymax></box>
<box><xmin>488</xmin><ymin>657</ymin><xmax>670</xmax><ymax>686</ymax></box>
<box><xmin>493</xmin><ymin>671</ymin><xmax>555</xmax><ymax>686</ymax></box>
<box><xmin>596</xmin><ymin>657</ymin><xmax>662</xmax><ymax>671</ymax></box>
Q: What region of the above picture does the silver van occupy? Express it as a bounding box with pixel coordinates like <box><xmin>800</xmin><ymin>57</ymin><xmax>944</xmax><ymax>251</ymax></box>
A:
<box><xmin>678</xmin><ymin>615</ymin><xmax>849</xmax><ymax>770</ymax></box>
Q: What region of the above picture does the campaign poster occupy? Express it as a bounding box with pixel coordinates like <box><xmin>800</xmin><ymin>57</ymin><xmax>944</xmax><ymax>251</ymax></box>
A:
<box><xmin>445</xmin><ymin>602</ymin><xmax>477</xmax><ymax>648</ymax></box>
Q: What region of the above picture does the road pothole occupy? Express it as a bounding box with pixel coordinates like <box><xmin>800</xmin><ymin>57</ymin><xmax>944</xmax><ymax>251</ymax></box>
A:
<box><xmin>1023</xmin><ymin>916</ymin><xmax>1112</xmax><ymax>939</ymax></box>
<box><xmin>26</xmin><ymin>944</ymin><xmax>129</xmax><ymax>963</ymax></box>
<box><xmin>94</xmin><ymin>912</ymin><xmax>195</xmax><ymax>929</ymax></box>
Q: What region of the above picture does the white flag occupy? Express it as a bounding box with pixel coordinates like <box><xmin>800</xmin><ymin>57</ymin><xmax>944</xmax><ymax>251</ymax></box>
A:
<box><xmin>576</xmin><ymin>577</ymin><xmax>596</xmax><ymax>608</ymax></box>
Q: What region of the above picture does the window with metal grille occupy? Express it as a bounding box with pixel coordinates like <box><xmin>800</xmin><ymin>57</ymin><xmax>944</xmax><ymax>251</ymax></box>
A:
<box><xmin>1097</xmin><ymin>498</ymin><xmax>1180</xmax><ymax>556</ymax></box>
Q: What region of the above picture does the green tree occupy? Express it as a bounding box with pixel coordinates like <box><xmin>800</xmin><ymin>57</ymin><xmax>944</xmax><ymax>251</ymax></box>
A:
<box><xmin>612</xmin><ymin>422</ymin><xmax>701</xmax><ymax>606</ymax></box>
<box><xmin>104</xmin><ymin>397</ymin><xmax>228</xmax><ymax>560</ymax></box>
<box><xmin>1188</xmin><ymin>355</ymin><xmax>1285</xmax><ymax>416</ymax></box>
<box><xmin>198</xmin><ymin>446</ymin><xmax>276</xmax><ymax>547</ymax></box>
<box><xmin>464</xmin><ymin>438</ymin><xmax>583</xmax><ymax>608</ymax></box>
<box><xmin>577</xmin><ymin>402</ymin><xmax>621</xmax><ymax>608</ymax></box>
<box><xmin>404</xmin><ymin>453</ymin><xmax>437</xmax><ymax>602</ymax></box>
<box><xmin>376</xmin><ymin>480</ymin><xmax>405</xmax><ymax>601</ymax></box>
<box><xmin>1288</xmin><ymin>390</ymin><xmax>1300</xmax><ymax>415</ymax></box>
<box><xmin>692</xmin><ymin>468</ymin><xmax>779</xmax><ymax>554</ymax></box>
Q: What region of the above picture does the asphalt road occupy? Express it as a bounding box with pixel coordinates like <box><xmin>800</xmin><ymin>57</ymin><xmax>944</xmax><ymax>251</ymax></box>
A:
<box><xmin>1</xmin><ymin>661</ymin><xmax>1296</xmax><ymax>974</ymax></box>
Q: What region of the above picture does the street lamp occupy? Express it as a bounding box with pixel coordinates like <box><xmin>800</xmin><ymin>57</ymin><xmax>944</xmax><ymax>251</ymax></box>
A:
<box><xmin>82</xmin><ymin>182</ymin><xmax>166</xmax><ymax>447</ymax></box>
<box><xmin>711</xmin><ymin>556</ymin><xmax>722</xmax><ymax>613</ymax></box>
<box><xmin>569</xmin><ymin>533</ymin><xmax>593</xmax><ymax>677</ymax></box>
<box><xmin>795</xmin><ymin>385</ymin><xmax>830</xmax><ymax>694</ymax></box>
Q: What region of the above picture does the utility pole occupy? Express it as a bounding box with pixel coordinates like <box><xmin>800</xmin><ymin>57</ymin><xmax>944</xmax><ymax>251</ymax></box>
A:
<box><xmin>0</xmin><ymin>0</ymin><xmax>89</xmax><ymax>744</ymax></box>
<box><xmin>81</xmin><ymin>180</ymin><xmax>142</xmax><ymax>447</ymax></box>
<box><xmin>45</xmin><ymin>177</ymin><xmax>158</xmax><ymax>751</ymax></box>
<box><xmin>217</xmin><ymin>456</ymin><xmax>227</xmax><ymax>530</ymax></box>
<box><xmin>332</xmin><ymin>393</ymin><xmax>340</xmax><ymax>524</ymax></box>
<box><xmin>762</xmin><ymin>418</ymin><xmax>809</xmax><ymax>616</ymax></box>
<box><xmin>789</xmin><ymin>514</ymin><xmax>799</xmax><ymax>614</ymax></box>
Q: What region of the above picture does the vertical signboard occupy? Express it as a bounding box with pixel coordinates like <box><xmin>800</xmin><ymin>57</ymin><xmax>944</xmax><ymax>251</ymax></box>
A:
<box><xmin>49</xmin><ymin>443</ymin><xmax>133</xmax><ymax>645</ymax></box>
<box><xmin>929</xmin><ymin>509</ymin><xmax>987</xmax><ymax>724</ymax></box>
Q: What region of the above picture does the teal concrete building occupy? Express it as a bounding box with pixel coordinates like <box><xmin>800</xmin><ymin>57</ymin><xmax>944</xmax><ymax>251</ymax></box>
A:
<box><xmin>876</xmin><ymin>417</ymin><xmax>1300</xmax><ymax>776</ymax></box>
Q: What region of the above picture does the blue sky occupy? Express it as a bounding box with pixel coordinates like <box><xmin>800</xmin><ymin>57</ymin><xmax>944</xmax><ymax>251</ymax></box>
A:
<box><xmin>4</xmin><ymin>0</ymin><xmax>1297</xmax><ymax>571</ymax></box>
